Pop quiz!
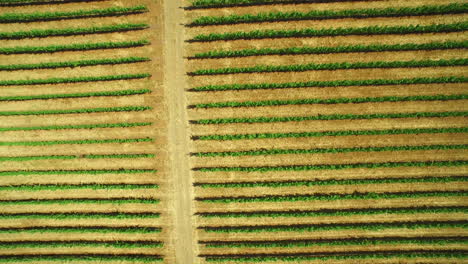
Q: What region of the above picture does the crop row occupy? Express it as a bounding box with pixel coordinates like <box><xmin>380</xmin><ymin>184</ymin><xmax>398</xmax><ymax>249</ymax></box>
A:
<box><xmin>0</xmin><ymin>5</ymin><xmax>148</xmax><ymax>23</ymax></box>
<box><xmin>0</xmin><ymin>39</ymin><xmax>150</xmax><ymax>55</ymax></box>
<box><xmin>197</xmin><ymin>206</ymin><xmax>467</xmax><ymax>218</ymax></box>
<box><xmin>194</xmin><ymin>111</ymin><xmax>466</xmax><ymax>124</ymax></box>
<box><xmin>194</xmin><ymin>144</ymin><xmax>468</xmax><ymax>157</ymax></box>
<box><xmin>0</xmin><ymin>106</ymin><xmax>152</xmax><ymax>116</ymax></box>
<box><xmin>0</xmin><ymin>23</ymin><xmax>149</xmax><ymax>40</ymax></box>
<box><xmin>0</xmin><ymin>169</ymin><xmax>156</xmax><ymax>176</ymax></box>
<box><xmin>0</xmin><ymin>226</ymin><xmax>161</xmax><ymax>234</ymax></box>
<box><xmin>0</xmin><ymin>212</ymin><xmax>161</xmax><ymax>220</ymax></box>
<box><xmin>201</xmin><ymin>221</ymin><xmax>467</xmax><ymax>232</ymax></box>
<box><xmin>0</xmin><ymin>255</ymin><xmax>162</xmax><ymax>263</ymax></box>
<box><xmin>0</xmin><ymin>57</ymin><xmax>150</xmax><ymax>71</ymax></box>
<box><xmin>190</xmin><ymin>58</ymin><xmax>468</xmax><ymax>76</ymax></box>
<box><xmin>196</xmin><ymin>176</ymin><xmax>468</xmax><ymax>188</ymax></box>
<box><xmin>0</xmin><ymin>137</ymin><xmax>153</xmax><ymax>147</ymax></box>
<box><xmin>0</xmin><ymin>241</ymin><xmax>164</xmax><ymax>249</ymax></box>
<box><xmin>204</xmin><ymin>237</ymin><xmax>468</xmax><ymax>248</ymax></box>
<box><xmin>196</xmin><ymin>160</ymin><xmax>467</xmax><ymax>172</ymax></box>
<box><xmin>190</xmin><ymin>22</ymin><xmax>468</xmax><ymax>41</ymax></box>
<box><xmin>0</xmin><ymin>183</ymin><xmax>158</xmax><ymax>191</ymax></box>
<box><xmin>192</xmin><ymin>40</ymin><xmax>468</xmax><ymax>59</ymax></box>
<box><xmin>191</xmin><ymin>76</ymin><xmax>467</xmax><ymax>91</ymax></box>
<box><xmin>193</xmin><ymin>94</ymin><xmax>467</xmax><ymax>108</ymax></box>
<box><xmin>198</xmin><ymin>191</ymin><xmax>466</xmax><ymax>203</ymax></box>
<box><xmin>194</xmin><ymin>127</ymin><xmax>468</xmax><ymax>140</ymax></box>
<box><xmin>187</xmin><ymin>0</ymin><xmax>365</xmax><ymax>9</ymax></box>
<box><xmin>0</xmin><ymin>198</ymin><xmax>160</xmax><ymax>205</ymax></box>
<box><xmin>203</xmin><ymin>252</ymin><xmax>465</xmax><ymax>262</ymax></box>
<box><xmin>0</xmin><ymin>73</ymin><xmax>151</xmax><ymax>86</ymax></box>
<box><xmin>0</xmin><ymin>122</ymin><xmax>152</xmax><ymax>132</ymax></box>
<box><xmin>0</xmin><ymin>0</ymin><xmax>106</xmax><ymax>6</ymax></box>
<box><xmin>0</xmin><ymin>89</ymin><xmax>151</xmax><ymax>102</ymax></box>
<box><xmin>0</xmin><ymin>153</ymin><xmax>154</xmax><ymax>162</ymax></box>
<box><xmin>190</xmin><ymin>3</ymin><xmax>468</xmax><ymax>26</ymax></box>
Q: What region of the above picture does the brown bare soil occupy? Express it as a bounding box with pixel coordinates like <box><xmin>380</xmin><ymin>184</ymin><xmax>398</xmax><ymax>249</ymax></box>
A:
<box><xmin>0</xmin><ymin>126</ymin><xmax>158</xmax><ymax>141</ymax></box>
<box><xmin>188</xmin><ymin>83</ymin><xmax>467</xmax><ymax>104</ymax></box>
<box><xmin>197</xmin><ymin>228</ymin><xmax>465</xmax><ymax>241</ymax></box>
<box><xmin>0</xmin><ymin>0</ymin><xmax>172</xmax><ymax>262</ymax></box>
<box><xmin>0</xmin><ymin>13</ymin><xmax>148</xmax><ymax>32</ymax></box>
<box><xmin>0</xmin><ymin>1</ymin><xmax>115</xmax><ymax>13</ymax></box>
<box><xmin>2</xmin><ymin>247</ymin><xmax>163</xmax><ymax>256</ymax></box>
<box><xmin>192</xmin><ymin>166</ymin><xmax>468</xmax><ymax>184</ymax></box>
<box><xmin>0</xmin><ymin>63</ymin><xmax>150</xmax><ymax>81</ymax></box>
<box><xmin>198</xmin><ymin>212</ymin><xmax>467</xmax><ymax>227</ymax></box>
<box><xmin>194</xmin><ymin>181</ymin><xmax>466</xmax><ymax>199</ymax></box>
<box><xmin>0</xmin><ymin>46</ymin><xmax>149</xmax><ymax>65</ymax></box>
<box><xmin>189</xmin><ymin>101</ymin><xmax>468</xmax><ymax>120</ymax></box>
<box><xmin>188</xmin><ymin>49</ymin><xmax>468</xmax><ymax>72</ymax></box>
<box><xmin>0</xmin><ymin>203</ymin><xmax>164</xmax><ymax>214</ymax></box>
<box><xmin>194</xmin><ymin>197</ymin><xmax>468</xmax><ymax>213</ymax></box>
<box><xmin>192</xmin><ymin>132</ymin><xmax>467</xmax><ymax>152</ymax></box>
<box><xmin>186</xmin><ymin>32</ymin><xmax>466</xmax><ymax>55</ymax></box>
<box><xmin>191</xmin><ymin>149</ymin><xmax>467</xmax><ymax>168</ymax></box>
<box><xmin>0</xmin><ymin>188</ymin><xmax>159</xmax><ymax>200</ymax></box>
<box><xmin>0</xmin><ymin>112</ymin><xmax>155</xmax><ymax>129</ymax></box>
<box><xmin>0</xmin><ymin>30</ymin><xmax>151</xmax><ymax>48</ymax></box>
<box><xmin>0</xmin><ymin>173</ymin><xmax>161</xmax><ymax>186</ymax></box>
<box><xmin>191</xmin><ymin>117</ymin><xmax>467</xmax><ymax>136</ymax></box>
<box><xmin>0</xmin><ymin>231</ymin><xmax>166</xmax><ymax>242</ymax></box>
<box><xmin>188</xmin><ymin>67</ymin><xmax>466</xmax><ymax>87</ymax></box>
<box><xmin>197</xmin><ymin>259</ymin><xmax>464</xmax><ymax>264</ymax></box>
<box><xmin>200</xmin><ymin>244</ymin><xmax>468</xmax><ymax>255</ymax></box>
<box><xmin>0</xmin><ymin>95</ymin><xmax>148</xmax><ymax>111</ymax></box>
<box><xmin>1</xmin><ymin>0</ymin><xmax>467</xmax><ymax>262</ymax></box>
<box><xmin>0</xmin><ymin>218</ymin><xmax>164</xmax><ymax>228</ymax></box>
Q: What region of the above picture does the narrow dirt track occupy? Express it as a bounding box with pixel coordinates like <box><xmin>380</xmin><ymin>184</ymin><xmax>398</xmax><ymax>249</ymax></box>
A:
<box><xmin>163</xmin><ymin>0</ymin><xmax>195</xmax><ymax>263</ymax></box>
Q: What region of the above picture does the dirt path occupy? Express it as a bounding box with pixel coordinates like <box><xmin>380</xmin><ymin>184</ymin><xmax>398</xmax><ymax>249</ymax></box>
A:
<box><xmin>163</xmin><ymin>0</ymin><xmax>195</xmax><ymax>263</ymax></box>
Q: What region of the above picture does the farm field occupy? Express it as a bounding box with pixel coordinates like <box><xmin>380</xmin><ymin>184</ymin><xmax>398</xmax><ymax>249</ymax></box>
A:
<box><xmin>0</xmin><ymin>0</ymin><xmax>467</xmax><ymax>263</ymax></box>
<box><xmin>184</xmin><ymin>0</ymin><xmax>468</xmax><ymax>263</ymax></box>
<box><xmin>0</xmin><ymin>0</ymin><xmax>173</xmax><ymax>263</ymax></box>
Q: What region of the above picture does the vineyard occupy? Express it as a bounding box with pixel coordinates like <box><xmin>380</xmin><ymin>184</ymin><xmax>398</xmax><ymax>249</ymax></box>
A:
<box><xmin>184</xmin><ymin>0</ymin><xmax>468</xmax><ymax>263</ymax></box>
<box><xmin>0</xmin><ymin>0</ymin><xmax>467</xmax><ymax>263</ymax></box>
<box><xmin>0</xmin><ymin>0</ymin><xmax>170</xmax><ymax>263</ymax></box>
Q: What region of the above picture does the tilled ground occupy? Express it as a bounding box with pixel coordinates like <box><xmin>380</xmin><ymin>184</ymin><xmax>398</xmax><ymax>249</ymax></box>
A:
<box><xmin>0</xmin><ymin>0</ymin><xmax>172</xmax><ymax>263</ymax></box>
<box><xmin>184</xmin><ymin>0</ymin><xmax>468</xmax><ymax>263</ymax></box>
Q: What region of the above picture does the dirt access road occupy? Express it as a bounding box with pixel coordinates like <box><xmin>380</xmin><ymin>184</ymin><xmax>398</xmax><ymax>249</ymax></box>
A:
<box><xmin>163</xmin><ymin>0</ymin><xmax>196</xmax><ymax>263</ymax></box>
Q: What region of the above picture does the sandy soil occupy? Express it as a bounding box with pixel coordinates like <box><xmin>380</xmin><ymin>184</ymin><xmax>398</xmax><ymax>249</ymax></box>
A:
<box><xmin>200</xmin><ymin>244</ymin><xmax>467</xmax><ymax>255</ymax></box>
<box><xmin>187</xmin><ymin>83</ymin><xmax>467</xmax><ymax>104</ymax></box>
<box><xmin>194</xmin><ymin>181</ymin><xmax>466</xmax><ymax>198</ymax></box>
<box><xmin>191</xmin><ymin>149</ymin><xmax>467</xmax><ymax>168</ymax></box>
<box><xmin>2</xmin><ymin>0</ymin><xmax>467</xmax><ymax>262</ymax></box>
<box><xmin>190</xmin><ymin>117</ymin><xmax>468</xmax><ymax>136</ymax></box>
<box><xmin>186</xmin><ymin>32</ymin><xmax>466</xmax><ymax>55</ymax></box>
<box><xmin>197</xmin><ymin>227</ymin><xmax>466</xmax><ymax>241</ymax></box>
<box><xmin>192</xmin><ymin>165</ymin><xmax>468</xmax><ymax>183</ymax></box>
<box><xmin>197</xmin><ymin>212</ymin><xmax>467</xmax><ymax>227</ymax></box>
<box><xmin>191</xmin><ymin>132</ymin><xmax>467</xmax><ymax>153</ymax></box>
<box><xmin>188</xmin><ymin>101</ymin><xmax>468</xmax><ymax>120</ymax></box>
<box><xmin>194</xmin><ymin>196</ymin><xmax>468</xmax><ymax>213</ymax></box>
<box><xmin>163</xmin><ymin>0</ymin><xmax>196</xmax><ymax>263</ymax></box>
<box><xmin>0</xmin><ymin>0</ymin><xmax>171</xmax><ymax>262</ymax></box>
<box><xmin>187</xmin><ymin>49</ymin><xmax>468</xmax><ymax>72</ymax></box>
<box><xmin>188</xmin><ymin>67</ymin><xmax>467</xmax><ymax>87</ymax></box>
